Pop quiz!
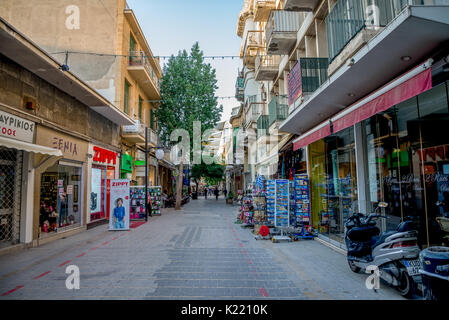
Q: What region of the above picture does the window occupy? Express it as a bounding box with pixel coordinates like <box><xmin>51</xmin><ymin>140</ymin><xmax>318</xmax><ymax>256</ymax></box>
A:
<box><xmin>138</xmin><ymin>97</ymin><xmax>143</xmax><ymax>121</ymax></box>
<box><xmin>150</xmin><ymin>109</ymin><xmax>154</xmax><ymax>129</ymax></box>
<box><xmin>129</xmin><ymin>34</ymin><xmax>135</xmax><ymax>64</ymax></box>
<box><xmin>124</xmin><ymin>80</ymin><xmax>130</xmax><ymax>115</ymax></box>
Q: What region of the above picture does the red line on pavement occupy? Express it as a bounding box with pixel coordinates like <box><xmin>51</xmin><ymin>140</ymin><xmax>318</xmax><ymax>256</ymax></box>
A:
<box><xmin>246</xmin><ymin>258</ymin><xmax>253</xmax><ymax>265</ymax></box>
<box><xmin>102</xmin><ymin>241</ymin><xmax>109</xmax><ymax>246</ymax></box>
<box><xmin>1</xmin><ymin>285</ymin><xmax>24</xmax><ymax>297</ymax></box>
<box><xmin>112</xmin><ymin>237</ymin><xmax>118</xmax><ymax>240</ymax></box>
<box><xmin>76</xmin><ymin>252</ymin><xmax>86</xmax><ymax>258</ymax></box>
<box><xmin>58</xmin><ymin>260</ymin><xmax>72</xmax><ymax>267</ymax></box>
<box><xmin>259</xmin><ymin>288</ymin><xmax>269</xmax><ymax>297</ymax></box>
<box><xmin>238</xmin><ymin>242</ymin><xmax>244</xmax><ymax>247</ymax></box>
<box><xmin>90</xmin><ymin>246</ymin><xmax>99</xmax><ymax>251</ymax></box>
<box><xmin>242</xmin><ymin>250</ymin><xmax>247</xmax><ymax>255</ymax></box>
<box><xmin>235</xmin><ymin>238</ymin><xmax>240</xmax><ymax>241</ymax></box>
<box><xmin>33</xmin><ymin>271</ymin><xmax>51</xmax><ymax>280</ymax></box>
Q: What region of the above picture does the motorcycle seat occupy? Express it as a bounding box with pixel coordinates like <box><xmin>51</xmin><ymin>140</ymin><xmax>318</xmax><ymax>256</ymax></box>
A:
<box><xmin>373</xmin><ymin>231</ymin><xmax>396</xmax><ymax>248</ymax></box>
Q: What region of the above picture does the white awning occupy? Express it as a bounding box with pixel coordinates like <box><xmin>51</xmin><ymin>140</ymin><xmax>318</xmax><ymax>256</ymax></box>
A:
<box><xmin>0</xmin><ymin>136</ymin><xmax>63</xmax><ymax>157</ymax></box>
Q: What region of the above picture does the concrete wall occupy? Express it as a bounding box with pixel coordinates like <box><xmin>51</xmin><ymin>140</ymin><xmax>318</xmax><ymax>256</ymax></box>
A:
<box><xmin>0</xmin><ymin>53</ymin><xmax>120</xmax><ymax>148</ymax></box>
<box><xmin>0</xmin><ymin>0</ymin><xmax>121</xmax><ymax>104</ymax></box>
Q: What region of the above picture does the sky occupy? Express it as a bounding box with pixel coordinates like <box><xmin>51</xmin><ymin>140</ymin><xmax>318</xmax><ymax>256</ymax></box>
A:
<box><xmin>127</xmin><ymin>0</ymin><xmax>243</xmax><ymax>122</ymax></box>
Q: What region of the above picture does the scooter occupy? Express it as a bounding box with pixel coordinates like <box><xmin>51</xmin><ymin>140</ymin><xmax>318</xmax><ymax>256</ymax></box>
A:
<box><xmin>419</xmin><ymin>246</ymin><xmax>449</xmax><ymax>300</ymax></box>
<box><xmin>344</xmin><ymin>202</ymin><xmax>421</xmax><ymax>298</ymax></box>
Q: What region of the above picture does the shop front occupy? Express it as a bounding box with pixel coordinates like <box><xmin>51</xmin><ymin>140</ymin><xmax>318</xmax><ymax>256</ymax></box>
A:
<box><xmin>295</xmin><ymin>59</ymin><xmax>449</xmax><ymax>248</ymax></box>
<box><xmin>88</xmin><ymin>144</ymin><xmax>120</xmax><ymax>226</ymax></box>
<box><xmin>0</xmin><ymin>110</ymin><xmax>63</xmax><ymax>248</ymax></box>
<box><xmin>35</xmin><ymin>125</ymin><xmax>87</xmax><ymax>238</ymax></box>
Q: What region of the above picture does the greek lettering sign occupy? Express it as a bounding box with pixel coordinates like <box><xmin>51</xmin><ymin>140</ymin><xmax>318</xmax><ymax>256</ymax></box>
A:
<box><xmin>0</xmin><ymin>110</ymin><xmax>34</xmax><ymax>143</ymax></box>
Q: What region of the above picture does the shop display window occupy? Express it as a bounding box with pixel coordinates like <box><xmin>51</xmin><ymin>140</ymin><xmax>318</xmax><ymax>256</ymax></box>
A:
<box><xmin>309</xmin><ymin>127</ymin><xmax>358</xmax><ymax>243</ymax></box>
<box><xmin>363</xmin><ymin>81</ymin><xmax>449</xmax><ymax>247</ymax></box>
<box><xmin>39</xmin><ymin>162</ymin><xmax>82</xmax><ymax>234</ymax></box>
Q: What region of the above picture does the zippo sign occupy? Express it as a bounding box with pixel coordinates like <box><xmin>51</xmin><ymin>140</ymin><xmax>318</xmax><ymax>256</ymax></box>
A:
<box><xmin>0</xmin><ymin>110</ymin><xmax>34</xmax><ymax>143</ymax></box>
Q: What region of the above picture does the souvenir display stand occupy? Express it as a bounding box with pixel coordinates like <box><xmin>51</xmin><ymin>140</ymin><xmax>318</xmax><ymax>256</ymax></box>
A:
<box><xmin>252</xmin><ymin>194</ymin><xmax>267</xmax><ymax>235</ymax></box>
<box><xmin>293</xmin><ymin>174</ymin><xmax>314</xmax><ymax>240</ymax></box>
<box><xmin>266</xmin><ymin>180</ymin><xmax>276</xmax><ymax>226</ymax></box>
<box><xmin>129</xmin><ymin>186</ymin><xmax>146</xmax><ymax>220</ymax></box>
<box><xmin>272</xmin><ymin>179</ymin><xmax>292</xmax><ymax>242</ymax></box>
<box><xmin>239</xmin><ymin>195</ymin><xmax>254</xmax><ymax>225</ymax></box>
<box><xmin>149</xmin><ymin>186</ymin><xmax>162</xmax><ymax>216</ymax></box>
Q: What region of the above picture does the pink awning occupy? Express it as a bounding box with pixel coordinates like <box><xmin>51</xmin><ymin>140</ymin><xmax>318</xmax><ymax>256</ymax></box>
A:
<box><xmin>332</xmin><ymin>64</ymin><xmax>432</xmax><ymax>134</ymax></box>
<box><xmin>293</xmin><ymin>123</ymin><xmax>331</xmax><ymax>151</ymax></box>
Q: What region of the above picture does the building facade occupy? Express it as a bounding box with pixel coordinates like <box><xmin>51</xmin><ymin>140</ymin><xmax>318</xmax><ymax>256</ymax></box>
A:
<box><xmin>0</xmin><ymin>1</ymin><xmax>173</xmax><ymax>223</ymax></box>
<box><xmin>275</xmin><ymin>0</ymin><xmax>449</xmax><ymax>248</ymax></box>
<box><xmin>0</xmin><ymin>17</ymin><xmax>131</xmax><ymax>249</ymax></box>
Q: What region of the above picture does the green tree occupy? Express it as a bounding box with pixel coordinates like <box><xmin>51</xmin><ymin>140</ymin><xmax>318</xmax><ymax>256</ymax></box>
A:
<box><xmin>157</xmin><ymin>42</ymin><xmax>223</xmax><ymax>209</ymax></box>
<box><xmin>191</xmin><ymin>163</ymin><xmax>224</xmax><ymax>192</ymax></box>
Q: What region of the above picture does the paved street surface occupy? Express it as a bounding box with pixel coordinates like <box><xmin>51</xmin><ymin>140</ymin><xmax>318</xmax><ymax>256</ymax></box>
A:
<box><xmin>0</xmin><ymin>197</ymin><xmax>403</xmax><ymax>300</ymax></box>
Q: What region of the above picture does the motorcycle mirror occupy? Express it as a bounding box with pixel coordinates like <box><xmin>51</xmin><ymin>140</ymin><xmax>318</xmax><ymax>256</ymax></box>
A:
<box><xmin>436</xmin><ymin>201</ymin><xmax>443</xmax><ymax>206</ymax></box>
<box><xmin>378</xmin><ymin>202</ymin><xmax>388</xmax><ymax>208</ymax></box>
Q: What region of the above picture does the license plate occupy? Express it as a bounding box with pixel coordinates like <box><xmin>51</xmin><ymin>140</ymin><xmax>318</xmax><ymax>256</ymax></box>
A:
<box><xmin>404</xmin><ymin>259</ymin><xmax>421</xmax><ymax>276</ymax></box>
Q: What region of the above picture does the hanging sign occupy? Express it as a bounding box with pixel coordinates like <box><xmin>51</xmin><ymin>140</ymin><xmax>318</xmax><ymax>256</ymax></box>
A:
<box><xmin>109</xmin><ymin>179</ymin><xmax>130</xmax><ymax>231</ymax></box>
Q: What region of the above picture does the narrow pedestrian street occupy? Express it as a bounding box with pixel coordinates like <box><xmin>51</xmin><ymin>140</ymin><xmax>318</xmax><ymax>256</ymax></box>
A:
<box><xmin>0</xmin><ymin>198</ymin><xmax>403</xmax><ymax>300</ymax></box>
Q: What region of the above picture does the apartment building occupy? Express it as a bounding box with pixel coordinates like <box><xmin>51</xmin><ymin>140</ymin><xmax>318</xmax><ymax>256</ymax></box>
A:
<box><xmin>0</xmin><ymin>0</ymin><xmax>171</xmax><ymax>227</ymax></box>
<box><xmin>274</xmin><ymin>0</ymin><xmax>449</xmax><ymax>248</ymax></box>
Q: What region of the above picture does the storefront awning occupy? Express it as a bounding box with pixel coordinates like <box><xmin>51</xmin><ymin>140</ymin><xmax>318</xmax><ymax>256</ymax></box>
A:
<box><xmin>292</xmin><ymin>59</ymin><xmax>432</xmax><ymax>151</ymax></box>
<box><xmin>0</xmin><ymin>136</ymin><xmax>63</xmax><ymax>157</ymax></box>
<box><xmin>332</xmin><ymin>60</ymin><xmax>432</xmax><ymax>134</ymax></box>
<box><xmin>293</xmin><ymin>122</ymin><xmax>331</xmax><ymax>151</ymax></box>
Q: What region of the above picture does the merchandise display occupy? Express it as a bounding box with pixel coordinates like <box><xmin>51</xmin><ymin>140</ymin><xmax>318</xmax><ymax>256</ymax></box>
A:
<box><xmin>294</xmin><ymin>174</ymin><xmax>311</xmax><ymax>225</ymax></box>
<box><xmin>129</xmin><ymin>186</ymin><xmax>146</xmax><ymax>220</ymax></box>
<box><xmin>239</xmin><ymin>195</ymin><xmax>254</xmax><ymax>224</ymax></box>
<box><xmin>252</xmin><ymin>195</ymin><xmax>267</xmax><ymax>224</ymax></box>
<box><xmin>149</xmin><ymin>186</ymin><xmax>162</xmax><ymax>215</ymax></box>
<box><xmin>266</xmin><ymin>180</ymin><xmax>276</xmax><ymax>225</ymax></box>
<box><xmin>275</xmin><ymin>179</ymin><xmax>290</xmax><ymax>228</ymax></box>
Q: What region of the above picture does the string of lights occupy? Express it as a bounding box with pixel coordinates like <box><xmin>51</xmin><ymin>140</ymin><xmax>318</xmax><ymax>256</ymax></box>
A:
<box><xmin>51</xmin><ymin>51</ymin><xmax>240</xmax><ymax>60</ymax></box>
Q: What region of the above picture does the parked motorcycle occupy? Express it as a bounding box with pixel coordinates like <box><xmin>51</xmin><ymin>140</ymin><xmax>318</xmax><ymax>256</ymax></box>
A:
<box><xmin>344</xmin><ymin>202</ymin><xmax>421</xmax><ymax>298</ymax></box>
<box><xmin>419</xmin><ymin>246</ymin><xmax>449</xmax><ymax>300</ymax></box>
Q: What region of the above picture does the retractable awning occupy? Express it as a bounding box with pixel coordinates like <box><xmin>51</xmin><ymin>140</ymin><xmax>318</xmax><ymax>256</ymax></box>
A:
<box><xmin>293</xmin><ymin>60</ymin><xmax>433</xmax><ymax>151</ymax></box>
<box><xmin>0</xmin><ymin>136</ymin><xmax>62</xmax><ymax>157</ymax></box>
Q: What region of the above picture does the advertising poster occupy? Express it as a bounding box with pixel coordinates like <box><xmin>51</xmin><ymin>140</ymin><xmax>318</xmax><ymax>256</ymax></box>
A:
<box><xmin>109</xmin><ymin>179</ymin><xmax>130</xmax><ymax>231</ymax></box>
<box><xmin>91</xmin><ymin>168</ymin><xmax>103</xmax><ymax>213</ymax></box>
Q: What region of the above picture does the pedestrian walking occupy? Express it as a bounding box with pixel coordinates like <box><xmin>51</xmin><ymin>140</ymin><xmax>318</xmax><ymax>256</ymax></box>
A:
<box><xmin>147</xmin><ymin>195</ymin><xmax>152</xmax><ymax>217</ymax></box>
<box><xmin>204</xmin><ymin>189</ymin><xmax>208</xmax><ymax>199</ymax></box>
<box><xmin>223</xmin><ymin>188</ymin><xmax>228</xmax><ymax>198</ymax></box>
<box><xmin>214</xmin><ymin>187</ymin><xmax>219</xmax><ymax>200</ymax></box>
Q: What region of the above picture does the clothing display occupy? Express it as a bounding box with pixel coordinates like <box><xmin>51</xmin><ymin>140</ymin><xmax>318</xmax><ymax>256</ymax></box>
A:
<box><xmin>148</xmin><ymin>186</ymin><xmax>162</xmax><ymax>216</ymax></box>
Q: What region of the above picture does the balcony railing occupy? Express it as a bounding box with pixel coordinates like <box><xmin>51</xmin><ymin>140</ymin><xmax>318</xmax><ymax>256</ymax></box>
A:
<box><xmin>242</xmin><ymin>31</ymin><xmax>265</xmax><ymax>69</ymax></box>
<box><xmin>128</xmin><ymin>51</ymin><xmax>160</xmax><ymax>90</ymax></box>
<box><xmin>122</xmin><ymin>120</ymin><xmax>145</xmax><ymax>135</ymax></box>
<box><xmin>266</xmin><ymin>10</ymin><xmax>303</xmax><ymax>54</ymax></box>
<box><xmin>325</xmin><ymin>0</ymin><xmax>421</xmax><ymax>63</ymax></box>
<box><xmin>255</xmin><ymin>51</ymin><xmax>280</xmax><ymax>81</ymax></box>
<box><xmin>253</xmin><ymin>0</ymin><xmax>276</xmax><ymax>22</ymax></box>
<box><xmin>268</xmin><ymin>95</ymin><xmax>288</xmax><ymax>127</ymax></box>
<box><xmin>245</xmin><ymin>95</ymin><xmax>264</xmax><ymax>127</ymax></box>
<box><xmin>257</xmin><ymin>115</ymin><xmax>270</xmax><ymax>139</ymax></box>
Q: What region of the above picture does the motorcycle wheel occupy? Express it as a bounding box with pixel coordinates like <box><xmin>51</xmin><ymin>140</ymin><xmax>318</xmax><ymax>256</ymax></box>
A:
<box><xmin>348</xmin><ymin>259</ymin><xmax>361</xmax><ymax>273</ymax></box>
<box><xmin>396</xmin><ymin>270</ymin><xmax>415</xmax><ymax>298</ymax></box>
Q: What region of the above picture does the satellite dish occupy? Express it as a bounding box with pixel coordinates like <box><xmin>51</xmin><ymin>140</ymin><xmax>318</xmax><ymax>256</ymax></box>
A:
<box><xmin>155</xmin><ymin>149</ymin><xmax>164</xmax><ymax>160</ymax></box>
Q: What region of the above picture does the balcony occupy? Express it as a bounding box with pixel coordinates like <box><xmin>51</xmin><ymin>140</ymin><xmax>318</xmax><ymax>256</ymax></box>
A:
<box><xmin>242</xmin><ymin>31</ymin><xmax>265</xmax><ymax>69</ymax></box>
<box><xmin>325</xmin><ymin>0</ymin><xmax>418</xmax><ymax>66</ymax></box>
<box><xmin>235</xmin><ymin>72</ymin><xmax>244</xmax><ymax>102</ymax></box>
<box><xmin>255</xmin><ymin>51</ymin><xmax>280</xmax><ymax>81</ymax></box>
<box><xmin>253</xmin><ymin>0</ymin><xmax>276</xmax><ymax>22</ymax></box>
<box><xmin>268</xmin><ymin>95</ymin><xmax>288</xmax><ymax>127</ymax></box>
<box><xmin>122</xmin><ymin>120</ymin><xmax>146</xmax><ymax>144</ymax></box>
<box><xmin>283</xmin><ymin>0</ymin><xmax>321</xmax><ymax>11</ymax></box>
<box><xmin>122</xmin><ymin>120</ymin><xmax>159</xmax><ymax>147</ymax></box>
<box><xmin>266</xmin><ymin>10</ymin><xmax>303</xmax><ymax>54</ymax></box>
<box><xmin>287</xmin><ymin>58</ymin><xmax>328</xmax><ymax>108</ymax></box>
<box><xmin>257</xmin><ymin>115</ymin><xmax>270</xmax><ymax>139</ymax></box>
<box><xmin>128</xmin><ymin>51</ymin><xmax>160</xmax><ymax>99</ymax></box>
<box><xmin>244</xmin><ymin>95</ymin><xmax>265</xmax><ymax>128</ymax></box>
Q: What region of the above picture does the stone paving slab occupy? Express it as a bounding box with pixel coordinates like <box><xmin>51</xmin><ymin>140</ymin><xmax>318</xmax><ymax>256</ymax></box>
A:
<box><xmin>0</xmin><ymin>196</ymin><xmax>404</xmax><ymax>300</ymax></box>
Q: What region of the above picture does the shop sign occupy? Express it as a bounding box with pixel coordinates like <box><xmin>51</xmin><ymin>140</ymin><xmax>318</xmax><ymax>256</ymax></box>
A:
<box><xmin>134</xmin><ymin>160</ymin><xmax>145</xmax><ymax>166</ymax></box>
<box><xmin>417</xmin><ymin>145</ymin><xmax>449</xmax><ymax>162</ymax></box>
<box><xmin>0</xmin><ymin>110</ymin><xmax>34</xmax><ymax>143</ymax></box>
<box><xmin>93</xmin><ymin>146</ymin><xmax>117</xmax><ymax>165</ymax></box>
<box><xmin>121</xmin><ymin>153</ymin><xmax>133</xmax><ymax>173</ymax></box>
<box><xmin>36</xmin><ymin>125</ymin><xmax>88</xmax><ymax>162</ymax></box>
<box><xmin>287</xmin><ymin>61</ymin><xmax>302</xmax><ymax>106</ymax></box>
<box><xmin>109</xmin><ymin>179</ymin><xmax>130</xmax><ymax>231</ymax></box>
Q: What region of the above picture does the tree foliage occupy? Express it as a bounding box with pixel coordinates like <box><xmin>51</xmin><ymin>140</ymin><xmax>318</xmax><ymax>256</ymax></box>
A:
<box><xmin>157</xmin><ymin>42</ymin><xmax>223</xmax><ymax>156</ymax></box>
<box><xmin>191</xmin><ymin>163</ymin><xmax>224</xmax><ymax>187</ymax></box>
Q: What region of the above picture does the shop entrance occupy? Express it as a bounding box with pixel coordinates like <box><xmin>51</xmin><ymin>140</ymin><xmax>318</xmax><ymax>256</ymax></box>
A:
<box><xmin>0</xmin><ymin>147</ymin><xmax>22</xmax><ymax>248</ymax></box>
